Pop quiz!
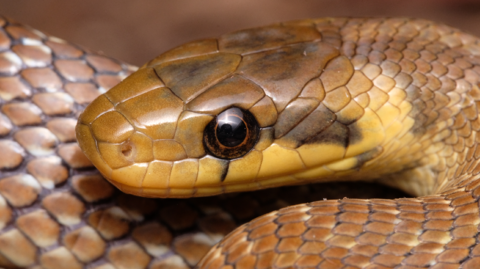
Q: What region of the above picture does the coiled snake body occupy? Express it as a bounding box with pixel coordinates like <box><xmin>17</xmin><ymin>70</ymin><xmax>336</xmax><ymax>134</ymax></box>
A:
<box><xmin>1</xmin><ymin>16</ymin><xmax>480</xmax><ymax>268</ymax></box>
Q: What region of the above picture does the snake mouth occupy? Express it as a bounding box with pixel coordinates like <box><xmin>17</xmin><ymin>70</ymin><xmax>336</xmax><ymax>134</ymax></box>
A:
<box><xmin>99</xmin><ymin>146</ymin><xmax>384</xmax><ymax>199</ymax></box>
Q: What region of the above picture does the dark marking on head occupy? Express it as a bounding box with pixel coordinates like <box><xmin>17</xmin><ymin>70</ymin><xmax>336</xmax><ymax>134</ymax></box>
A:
<box><xmin>220</xmin><ymin>160</ymin><xmax>230</xmax><ymax>182</ymax></box>
<box><xmin>336</xmin><ymin>112</ymin><xmax>361</xmax><ymax>126</ymax></box>
<box><xmin>274</xmin><ymin>98</ymin><xmax>320</xmax><ymax>139</ymax></box>
<box><xmin>183</xmin><ymin>57</ymin><xmax>222</xmax><ymax>78</ymax></box>
<box><xmin>276</xmin><ymin>104</ymin><xmax>336</xmax><ymax>148</ymax></box>
<box><xmin>347</xmin><ymin>121</ymin><xmax>363</xmax><ymax>146</ymax></box>
<box><xmin>219</xmin><ymin>24</ymin><xmax>321</xmax><ymax>55</ymax></box>
<box><xmin>240</xmin><ymin>42</ymin><xmax>324</xmax><ymax>82</ymax></box>
<box><xmin>224</xmin><ymin>29</ymin><xmax>296</xmax><ymax>52</ymax></box>
<box><xmin>238</xmin><ymin>42</ymin><xmax>338</xmax><ymax>112</ymax></box>
<box><xmin>154</xmin><ymin>53</ymin><xmax>241</xmax><ymax>101</ymax></box>
<box><xmin>247</xmin><ymin>49</ymin><xmax>301</xmax><ymax>81</ymax></box>
<box><xmin>305</xmin><ymin>121</ymin><xmax>348</xmax><ymax>147</ymax></box>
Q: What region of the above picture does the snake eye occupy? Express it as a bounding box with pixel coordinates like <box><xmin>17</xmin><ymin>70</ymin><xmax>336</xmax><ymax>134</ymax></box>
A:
<box><xmin>204</xmin><ymin>107</ymin><xmax>259</xmax><ymax>159</ymax></box>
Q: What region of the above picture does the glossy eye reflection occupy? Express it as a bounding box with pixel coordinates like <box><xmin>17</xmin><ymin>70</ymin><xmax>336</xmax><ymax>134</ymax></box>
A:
<box><xmin>217</xmin><ymin>110</ymin><xmax>247</xmax><ymax>147</ymax></box>
<box><xmin>204</xmin><ymin>107</ymin><xmax>259</xmax><ymax>159</ymax></box>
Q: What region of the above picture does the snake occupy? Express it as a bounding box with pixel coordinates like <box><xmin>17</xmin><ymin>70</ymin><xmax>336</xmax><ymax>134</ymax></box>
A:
<box><xmin>2</xmin><ymin>15</ymin><xmax>480</xmax><ymax>269</ymax></box>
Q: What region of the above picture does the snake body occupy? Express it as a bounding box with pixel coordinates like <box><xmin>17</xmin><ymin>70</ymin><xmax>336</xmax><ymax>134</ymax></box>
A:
<box><xmin>2</xmin><ymin>16</ymin><xmax>480</xmax><ymax>268</ymax></box>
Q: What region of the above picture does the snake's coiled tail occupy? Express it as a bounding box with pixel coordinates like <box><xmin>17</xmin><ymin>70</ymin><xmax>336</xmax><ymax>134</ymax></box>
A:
<box><xmin>199</xmin><ymin>193</ymin><xmax>480</xmax><ymax>268</ymax></box>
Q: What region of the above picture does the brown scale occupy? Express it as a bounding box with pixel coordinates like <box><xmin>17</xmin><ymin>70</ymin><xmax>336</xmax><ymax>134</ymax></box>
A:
<box><xmin>1</xmin><ymin>15</ymin><xmax>480</xmax><ymax>269</ymax></box>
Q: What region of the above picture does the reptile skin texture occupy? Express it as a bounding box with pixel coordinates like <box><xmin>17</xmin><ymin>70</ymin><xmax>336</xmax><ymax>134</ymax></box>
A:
<box><xmin>3</xmin><ymin>15</ymin><xmax>480</xmax><ymax>269</ymax></box>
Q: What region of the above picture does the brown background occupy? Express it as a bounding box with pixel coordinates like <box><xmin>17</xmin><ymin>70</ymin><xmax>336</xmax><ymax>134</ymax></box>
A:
<box><xmin>1</xmin><ymin>0</ymin><xmax>480</xmax><ymax>67</ymax></box>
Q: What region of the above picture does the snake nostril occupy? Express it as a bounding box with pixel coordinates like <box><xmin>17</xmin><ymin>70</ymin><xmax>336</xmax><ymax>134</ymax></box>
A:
<box><xmin>121</xmin><ymin>144</ymin><xmax>133</xmax><ymax>157</ymax></box>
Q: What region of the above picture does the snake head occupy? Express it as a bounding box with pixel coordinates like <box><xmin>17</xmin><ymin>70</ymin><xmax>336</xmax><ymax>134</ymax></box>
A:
<box><xmin>76</xmin><ymin>23</ymin><xmax>398</xmax><ymax>198</ymax></box>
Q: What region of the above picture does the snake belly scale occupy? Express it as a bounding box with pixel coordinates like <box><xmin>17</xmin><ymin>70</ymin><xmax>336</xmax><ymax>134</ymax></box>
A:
<box><xmin>2</xmin><ymin>16</ymin><xmax>480</xmax><ymax>269</ymax></box>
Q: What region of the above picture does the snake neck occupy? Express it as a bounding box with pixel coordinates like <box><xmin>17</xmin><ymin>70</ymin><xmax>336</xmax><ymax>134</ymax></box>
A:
<box><xmin>378</xmin><ymin>59</ymin><xmax>480</xmax><ymax>197</ymax></box>
<box><xmin>311</xmin><ymin>18</ymin><xmax>480</xmax><ymax>197</ymax></box>
<box><xmin>374</xmin><ymin>59</ymin><xmax>480</xmax><ymax>197</ymax></box>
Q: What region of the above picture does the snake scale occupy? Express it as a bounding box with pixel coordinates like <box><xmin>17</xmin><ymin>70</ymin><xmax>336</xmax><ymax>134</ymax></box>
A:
<box><xmin>2</xmin><ymin>15</ymin><xmax>480</xmax><ymax>269</ymax></box>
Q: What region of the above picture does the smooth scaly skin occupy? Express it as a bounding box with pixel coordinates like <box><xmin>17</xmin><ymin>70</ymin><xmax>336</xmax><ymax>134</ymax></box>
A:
<box><xmin>1</xmin><ymin>16</ymin><xmax>480</xmax><ymax>269</ymax></box>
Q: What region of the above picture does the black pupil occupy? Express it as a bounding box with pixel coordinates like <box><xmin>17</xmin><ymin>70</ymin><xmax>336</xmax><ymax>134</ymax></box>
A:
<box><xmin>216</xmin><ymin>109</ymin><xmax>247</xmax><ymax>147</ymax></box>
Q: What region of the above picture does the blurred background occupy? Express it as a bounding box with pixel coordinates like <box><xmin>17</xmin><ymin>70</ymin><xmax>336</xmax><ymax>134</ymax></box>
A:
<box><xmin>1</xmin><ymin>0</ymin><xmax>480</xmax><ymax>67</ymax></box>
